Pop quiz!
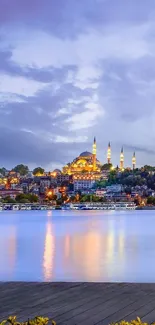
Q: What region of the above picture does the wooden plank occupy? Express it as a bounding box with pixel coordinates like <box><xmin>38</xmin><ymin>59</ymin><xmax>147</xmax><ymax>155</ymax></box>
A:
<box><xmin>54</xmin><ymin>284</ymin><xmax>138</xmax><ymax>324</ymax></box>
<box><xmin>2</xmin><ymin>283</ymin><xmax>126</xmax><ymax>321</ymax></box>
<box><xmin>125</xmin><ymin>300</ymin><xmax>155</xmax><ymax>323</ymax></box>
<box><xmin>95</xmin><ymin>293</ymin><xmax>155</xmax><ymax>325</ymax></box>
<box><xmin>73</xmin><ymin>292</ymin><xmax>155</xmax><ymax>325</ymax></box>
<box><xmin>1</xmin><ymin>283</ymin><xmax>155</xmax><ymax>325</ymax></box>
<box><xmin>141</xmin><ymin>308</ymin><xmax>155</xmax><ymax>323</ymax></box>
<box><xmin>12</xmin><ymin>283</ymin><xmax>119</xmax><ymax>321</ymax></box>
<box><xmin>0</xmin><ymin>282</ymin><xmax>82</xmax><ymax>310</ymax></box>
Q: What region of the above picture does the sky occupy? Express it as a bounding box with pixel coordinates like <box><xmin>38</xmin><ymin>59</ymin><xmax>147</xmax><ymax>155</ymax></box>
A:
<box><xmin>0</xmin><ymin>0</ymin><xmax>155</xmax><ymax>170</ymax></box>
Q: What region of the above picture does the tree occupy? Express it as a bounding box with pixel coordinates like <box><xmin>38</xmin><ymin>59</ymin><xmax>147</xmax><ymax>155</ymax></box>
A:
<box><xmin>16</xmin><ymin>193</ymin><xmax>38</xmax><ymax>203</ymax></box>
<box><xmin>0</xmin><ymin>167</ymin><xmax>7</xmax><ymax>176</ymax></box>
<box><xmin>3</xmin><ymin>196</ymin><xmax>16</xmax><ymax>203</ymax></box>
<box><xmin>94</xmin><ymin>180</ymin><xmax>107</xmax><ymax>189</ymax></box>
<box><xmin>33</xmin><ymin>167</ymin><xmax>44</xmax><ymax>176</ymax></box>
<box><xmin>101</xmin><ymin>163</ymin><xmax>112</xmax><ymax>170</ymax></box>
<box><xmin>52</xmin><ymin>194</ymin><xmax>57</xmax><ymax>201</ymax></box>
<box><xmin>143</xmin><ymin>165</ymin><xmax>155</xmax><ymax>172</ymax></box>
<box><xmin>147</xmin><ymin>197</ymin><xmax>155</xmax><ymax>205</ymax></box>
<box><xmin>56</xmin><ymin>198</ymin><xmax>63</xmax><ymax>205</ymax></box>
<box><xmin>70</xmin><ymin>195</ymin><xmax>76</xmax><ymax>203</ymax></box>
<box><xmin>80</xmin><ymin>195</ymin><xmax>89</xmax><ymax>202</ymax></box>
<box><xmin>13</xmin><ymin>164</ymin><xmax>29</xmax><ymax>176</ymax></box>
<box><xmin>27</xmin><ymin>194</ymin><xmax>38</xmax><ymax>203</ymax></box>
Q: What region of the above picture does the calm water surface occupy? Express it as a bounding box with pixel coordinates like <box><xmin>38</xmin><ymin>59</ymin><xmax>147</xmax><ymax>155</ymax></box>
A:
<box><xmin>0</xmin><ymin>209</ymin><xmax>155</xmax><ymax>282</ymax></box>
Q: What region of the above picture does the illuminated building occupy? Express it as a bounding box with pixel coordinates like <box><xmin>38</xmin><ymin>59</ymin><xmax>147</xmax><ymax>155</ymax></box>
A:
<box><xmin>63</xmin><ymin>137</ymin><xmax>101</xmax><ymax>175</ymax></box>
<box><xmin>132</xmin><ymin>152</ymin><xmax>136</xmax><ymax>170</ymax></box>
<box><xmin>107</xmin><ymin>142</ymin><xmax>111</xmax><ymax>164</ymax></box>
<box><xmin>120</xmin><ymin>147</ymin><xmax>124</xmax><ymax>170</ymax></box>
<box><xmin>73</xmin><ymin>173</ymin><xmax>101</xmax><ymax>191</ymax></box>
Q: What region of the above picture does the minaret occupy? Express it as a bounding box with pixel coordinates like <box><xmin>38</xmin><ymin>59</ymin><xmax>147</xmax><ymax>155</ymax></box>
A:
<box><xmin>132</xmin><ymin>152</ymin><xmax>136</xmax><ymax>170</ymax></box>
<box><xmin>107</xmin><ymin>142</ymin><xmax>111</xmax><ymax>164</ymax></box>
<box><xmin>92</xmin><ymin>137</ymin><xmax>96</xmax><ymax>171</ymax></box>
<box><xmin>120</xmin><ymin>147</ymin><xmax>124</xmax><ymax>170</ymax></box>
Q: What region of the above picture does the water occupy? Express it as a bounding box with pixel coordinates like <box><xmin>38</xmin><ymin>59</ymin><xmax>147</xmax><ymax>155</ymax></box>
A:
<box><xmin>0</xmin><ymin>209</ymin><xmax>155</xmax><ymax>282</ymax></box>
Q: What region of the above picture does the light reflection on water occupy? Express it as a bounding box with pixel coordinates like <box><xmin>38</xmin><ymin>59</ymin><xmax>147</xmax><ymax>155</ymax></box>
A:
<box><xmin>43</xmin><ymin>219</ymin><xmax>55</xmax><ymax>281</ymax></box>
<box><xmin>0</xmin><ymin>209</ymin><xmax>155</xmax><ymax>282</ymax></box>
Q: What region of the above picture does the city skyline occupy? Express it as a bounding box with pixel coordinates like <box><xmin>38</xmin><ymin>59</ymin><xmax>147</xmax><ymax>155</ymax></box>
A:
<box><xmin>0</xmin><ymin>0</ymin><xmax>155</xmax><ymax>170</ymax></box>
<box><xmin>0</xmin><ymin>138</ymin><xmax>139</xmax><ymax>171</ymax></box>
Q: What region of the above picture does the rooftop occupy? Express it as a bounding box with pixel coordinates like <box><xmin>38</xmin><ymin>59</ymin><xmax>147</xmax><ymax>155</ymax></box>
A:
<box><xmin>79</xmin><ymin>151</ymin><xmax>92</xmax><ymax>157</ymax></box>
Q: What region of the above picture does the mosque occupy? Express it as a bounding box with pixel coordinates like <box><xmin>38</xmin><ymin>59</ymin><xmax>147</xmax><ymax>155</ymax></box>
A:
<box><xmin>63</xmin><ymin>138</ymin><xmax>101</xmax><ymax>174</ymax></box>
<box><xmin>62</xmin><ymin>138</ymin><xmax>136</xmax><ymax>175</ymax></box>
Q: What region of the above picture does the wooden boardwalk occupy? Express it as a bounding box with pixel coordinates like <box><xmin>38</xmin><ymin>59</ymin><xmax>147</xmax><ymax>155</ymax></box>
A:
<box><xmin>0</xmin><ymin>282</ymin><xmax>155</xmax><ymax>325</ymax></box>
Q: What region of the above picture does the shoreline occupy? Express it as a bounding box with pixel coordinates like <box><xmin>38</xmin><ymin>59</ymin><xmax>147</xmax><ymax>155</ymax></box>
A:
<box><xmin>136</xmin><ymin>206</ymin><xmax>155</xmax><ymax>210</ymax></box>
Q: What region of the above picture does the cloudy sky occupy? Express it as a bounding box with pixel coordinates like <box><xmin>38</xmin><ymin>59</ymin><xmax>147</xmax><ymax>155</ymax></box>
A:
<box><xmin>0</xmin><ymin>0</ymin><xmax>155</xmax><ymax>170</ymax></box>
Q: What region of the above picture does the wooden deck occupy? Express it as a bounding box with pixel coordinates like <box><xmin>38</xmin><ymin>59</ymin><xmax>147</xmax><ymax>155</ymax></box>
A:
<box><xmin>1</xmin><ymin>282</ymin><xmax>155</xmax><ymax>324</ymax></box>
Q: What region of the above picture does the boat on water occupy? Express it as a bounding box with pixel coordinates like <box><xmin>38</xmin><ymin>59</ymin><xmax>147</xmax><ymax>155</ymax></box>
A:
<box><xmin>3</xmin><ymin>204</ymin><xmax>12</xmax><ymax>210</ymax></box>
<box><xmin>55</xmin><ymin>205</ymin><xmax>62</xmax><ymax>210</ymax></box>
<box><xmin>20</xmin><ymin>205</ymin><xmax>27</xmax><ymax>210</ymax></box>
<box><xmin>62</xmin><ymin>202</ymin><xmax>136</xmax><ymax>211</ymax></box>
<box><xmin>0</xmin><ymin>202</ymin><xmax>136</xmax><ymax>211</ymax></box>
<box><xmin>12</xmin><ymin>205</ymin><xmax>19</xmax><ymax>211</ymax></box>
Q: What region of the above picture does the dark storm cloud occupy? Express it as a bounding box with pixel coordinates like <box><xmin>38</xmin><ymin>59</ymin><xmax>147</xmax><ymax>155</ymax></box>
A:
<box><xmin>0</xmin><ymin>0</ymin><xmax>154</xmax><ymax>38</ymax></box>
<box><xmin>0</xmin><ymin>77</ymin><xmax>95</xmax><ymax>167</ymax></box>
<box><xmin>0</xmin><ymin>48</ymin><xmax>77</xmax><ymax>83</ymax></box>
<box><xmin>0</xmin><ymin>82</ymin><xmax>93</xmax><ymax>130</ymax></box>
<box><xmin>97</xmin><ymin>57</ymin><xmax>155</xmax><ymax>122</ymax></box>
<box><xmin>0</xmin><ymin>126</ymin><xmax>90</xmax><ymax>168</ymax></box>
<box><xmin>125</xmin><ymin>144</ymin><xmax>155</xmax><ymax>156</ymax></box>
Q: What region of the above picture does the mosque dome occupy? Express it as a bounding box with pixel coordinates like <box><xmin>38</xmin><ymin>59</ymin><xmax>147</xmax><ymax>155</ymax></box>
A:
<box><xmin>79</xmin><ymin>151</ymin><xmax>92</xmax><ymax>157</ymax></box>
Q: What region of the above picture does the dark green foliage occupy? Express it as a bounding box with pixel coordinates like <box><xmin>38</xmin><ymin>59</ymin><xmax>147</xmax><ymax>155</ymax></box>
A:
<box><xmin>12</xmin><ymin>165</ymin><xmax>29</xmax><ymax>176</ymax></box>
<box><xmin>147</xmin><ymin>196</ymin><xmax>155</xmax><ymax>205</ymax></box>
<box><xmin>0</xmin><ymin>167</ymin><xmax>7</xmax><ymax>176</ymax></box>
<box><xmin>3</xmin><ymin>196</ymin><xmax>16</xmax><ymax>204</ymax></box>
<box><xmin>101</xmin><ymin>163</ymin><xmax>112</xmax><ymax>170</ymax></box>
<box><xmin>33</xmin><ymin>167</ymin><xmax>44</xmax><ymax>176</ymax></box>
<box><xmin>80</xmin><ymin>194</ymin><xmax>106</xmax><ymax>202</ymax></box>
<box><xmin>16</xmin><ymin>194</ymin><xmax>38</xmax><ymax>203</ymax></box>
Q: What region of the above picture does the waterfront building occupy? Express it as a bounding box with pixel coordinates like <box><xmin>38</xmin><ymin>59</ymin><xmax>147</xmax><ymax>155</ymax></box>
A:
<box><xmin>73</xmin><ymin>173</ymin><xmax>101</xmax><ymax>191</ymax></box>
<box><xmin>120</xmin><ymin>147</ymin><xmax>124</xmax><ymax>170</ymax></box>
<box><xmin>0</xmin><ymin>189</ymin><xmax>23</xmax><ymax>199</ymax></box>
<box><xmin>107</xmin><ymin>142</ymin><xmax>111</xmax><ymax>164</ymax></box>
<box><xmin>63</xmin><ymin>137</ymin><xmax>101</xmax><ymax>175</ymax></box>
<box><xmin>95</xmin><ymin>189</ymin><xmax>106</xmax><ymax>197</ymax></box>
<box><xmin>132</xmin><ymin>152</ymin><xmax>136</xmax><ymax>170</ymax></box>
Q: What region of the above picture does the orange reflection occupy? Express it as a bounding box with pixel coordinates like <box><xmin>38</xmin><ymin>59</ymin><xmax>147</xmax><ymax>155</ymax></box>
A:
<box><xmin>70</xmin><ymin>232</ymin><xmax>102</xmax><ymax>280</ymax></box>
<box><xmin>47</xmin><ymin>211</ymin><xmax>52</xmax><ymax>217</ymax></box>
<box><xmin>43</xmin><ymin>221</ymin><xmax>55</xmax><ymax>281</ymax></box>
<box><xmin>0</xmin><ymin>226</ymin><xmax>17</xmax><ymax>276</ymax></box>
<box><xmin>64</xmin><ymin>235</ymin><xmax>70</xmax><ymax>259</ymax></box>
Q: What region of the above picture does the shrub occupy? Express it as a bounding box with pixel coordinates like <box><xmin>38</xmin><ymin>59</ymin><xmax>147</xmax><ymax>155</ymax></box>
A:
<box><xmin>111</xmin><ymin>317</ymin><xmax>153</xmax><ymax>325</ymax></box>
<box><xmin>0</xmin><ymin>316</ymin><xmax>56</xmax><ymax>325</ymax></box>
